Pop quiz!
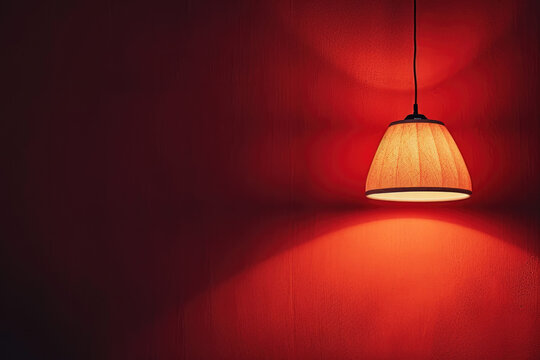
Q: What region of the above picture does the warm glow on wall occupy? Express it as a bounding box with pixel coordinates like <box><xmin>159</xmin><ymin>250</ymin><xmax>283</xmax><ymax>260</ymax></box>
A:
<box><xmin>171</xmin><ymin>212</ymin><xmax>538</xmax><ymax>360</ymax></box>
<box><xmin>366</xmin><ymin>120</ymin><xmax>472</xmax><ymax>202</ymax></box>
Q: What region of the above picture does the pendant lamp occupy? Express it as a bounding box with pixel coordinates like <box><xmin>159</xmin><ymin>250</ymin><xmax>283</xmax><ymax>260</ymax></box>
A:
<box><xmin>365</xmin><ymin>0</ymin><xmax>472</xmax><ymax>202</ymax></box>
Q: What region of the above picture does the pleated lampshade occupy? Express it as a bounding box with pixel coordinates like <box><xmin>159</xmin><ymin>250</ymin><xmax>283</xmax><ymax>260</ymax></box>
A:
<box><xmin>365</xmin><ymin>119</ymin><xmax>472</xmax><ymax>202</ymax></box>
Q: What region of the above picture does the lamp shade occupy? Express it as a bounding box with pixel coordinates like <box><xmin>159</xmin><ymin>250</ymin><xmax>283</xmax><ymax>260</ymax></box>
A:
<box><xmin>365</xmin><ymin>119</ymin><xmax>472</xmax><ymax>202</ymax></box>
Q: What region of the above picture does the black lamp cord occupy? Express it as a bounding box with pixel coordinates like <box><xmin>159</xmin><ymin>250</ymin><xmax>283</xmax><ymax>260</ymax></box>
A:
<box><xmin>403</xmin><ymin>0</ymin><xmax>427</xmax><ymax>120</ymax></box>
<box><xmin>413</xmin><ymin>0</ymin><xmax>418</xmax><ymax>116</ymax></box>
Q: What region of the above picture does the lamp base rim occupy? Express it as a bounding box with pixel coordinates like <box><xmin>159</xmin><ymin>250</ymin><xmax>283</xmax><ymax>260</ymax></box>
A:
<box><xmin>365</xmin><ymin>187</ymin><xmax>472</xmax><ymax>202</ymax></box>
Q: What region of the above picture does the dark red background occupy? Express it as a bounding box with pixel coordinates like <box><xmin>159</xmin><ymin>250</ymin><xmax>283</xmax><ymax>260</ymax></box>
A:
<box><xmin>2</xmin><ymin>0</ymin><xmax>539</xmax><ymax>359</ymax></box>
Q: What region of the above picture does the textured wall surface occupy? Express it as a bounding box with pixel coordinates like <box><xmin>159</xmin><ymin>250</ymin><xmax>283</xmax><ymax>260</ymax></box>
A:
<box><xmin>2</xmin><ymin>0</ymin><xmax>539</xmax><ymax>359</ymax></box>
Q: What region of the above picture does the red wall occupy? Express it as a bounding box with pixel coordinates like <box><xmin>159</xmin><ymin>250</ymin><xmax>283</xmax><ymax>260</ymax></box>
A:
<box><xmin>2</xmin><ymin>0</ymin><xmax>539</xmax><ymax>359</ymax></box>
